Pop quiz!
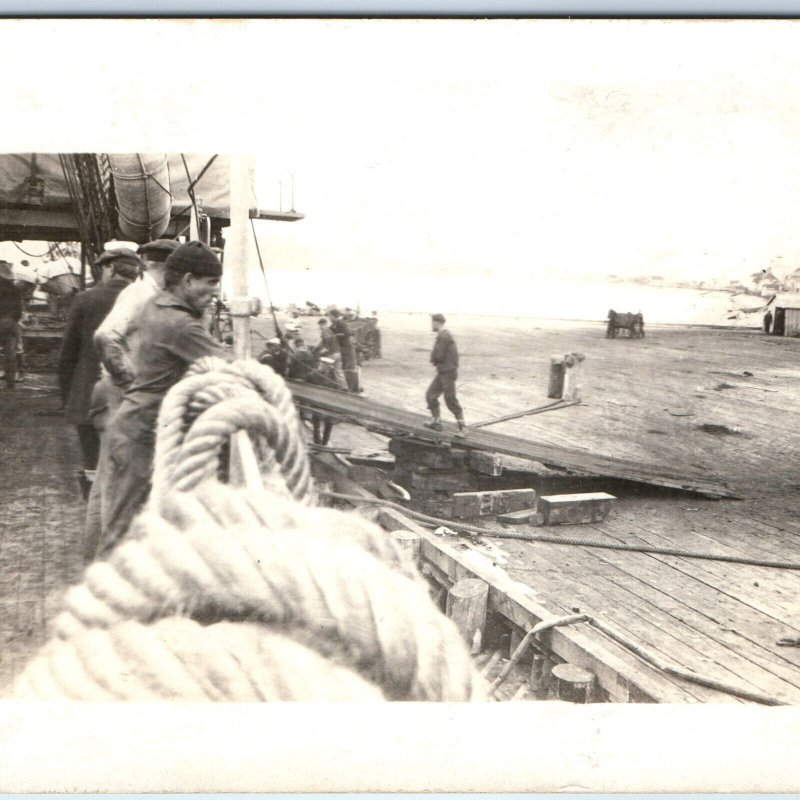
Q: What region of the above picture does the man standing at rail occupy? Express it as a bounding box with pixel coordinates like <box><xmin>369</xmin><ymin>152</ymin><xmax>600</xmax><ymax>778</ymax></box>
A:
<box><xmin>315</xmin><ymin>316</ymin><xmax>347</xmax><ymax>389</ymax></box>
<box><xmin>92</xmin><ymin>241</ymin><xmax>227</xmax><ymax>559</ymax></box>
<box><xmin>58</xmin><ymin>249</ymin><xmax>140</xmax><ymax>500</ymax></box>
<box><xmin>0</xmin><ymin>261</ymin><xmax>22</xmax><ymax>389</ymax></box>
<box><xmin>93</xmin><ymin>239</ymin><xmax>180</xmax><ymax>420</ymax></box>
<box><xmin>424</xmin><ymin>312</ymin><xmax>466</xmax><ymax>436</ymax></box>
<box><xmin>329</xmin><ymin>308</ymin><xmax>360</xmax><ymax>392</ymax></box>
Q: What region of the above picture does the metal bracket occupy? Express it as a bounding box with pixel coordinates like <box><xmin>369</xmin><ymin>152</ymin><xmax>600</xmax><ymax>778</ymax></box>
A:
<box><xmin>228</xmin><ymin>296</ymin><xmax>262</xmax><ymax>317</ymax></box>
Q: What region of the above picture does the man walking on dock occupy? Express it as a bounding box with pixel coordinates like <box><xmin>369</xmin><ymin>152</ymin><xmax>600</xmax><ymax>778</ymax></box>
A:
<box><xmin>425</xmin><ymin>312</ymin><xmax>466</xmax><ymax>435</ymax></box>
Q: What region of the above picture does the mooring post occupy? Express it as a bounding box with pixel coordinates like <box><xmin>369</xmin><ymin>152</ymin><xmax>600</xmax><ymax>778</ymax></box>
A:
<box><xmin>446</xmin><ymin>578</ymin><xmax>489</xmax><ymax>655</ymax></box>
<box><xmin>390</xmin><ymin>529</ymin><xmax>422</xmax><ymax>566</ymax></box>
<box><xmin>529</xmin><ymin>653</ymin><xmax>554</xmax><ymax>695</ymax></box>
<box><xmin>551</xmin><ymin>662</ymin><xmax>596</xmax><ymax>703</ymax></box>
<box><xmin>548</xmin><ymin>353</ymin><xmax>585</xmax><ymax>401</ymax></box>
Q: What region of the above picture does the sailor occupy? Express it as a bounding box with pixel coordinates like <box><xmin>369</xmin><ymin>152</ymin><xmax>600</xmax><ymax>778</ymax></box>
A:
<box><xmin>92</xmin><ymin>241</ymin><xmax>227</xmax><ymax>558</ymax></box>
<box><xmin>286</xmin><ymin>336</ymin><xmax>317</xmax><ymax>381</ymax></box>
<box><xmin>329</xmin><ymin>308</ymin><xmax>360</xmax><ymax>392</ymax></box>
<box><xmin>0</xmin><ymin>261</ymin><xmax>22</xmax><ymax>389</ymax></box>
<box><xmin>314</xmin><ymin>317</ymin><xmax>347</xmax><ymax>389</ymax></box>
<box><xmin>57</xmin><ymin>249</ymin><xmax>140</xmax><ymax>499</ymax></box>
<box><xmin>370</xmin><ymin>309</ymin><xmax>382</xmax><ymax>358</ymax></box>
<box><xmin>424</xmin><ymin>312</ymin><xmax>466</xmax><ymax>436</ymax></box>
<box><xmin>258</xmin><ymin>337</ymin><xmax>289</xmax><ymax>376</ymax></box>
<box><xmin>764</xmin><ymin>309</ymin><xmax>773</xmax><ymax>335</ymax></box>
<box><xmin>93</xmin><ymin>239</ymin><xmax>180</xmax><ymax>420</ymax></box>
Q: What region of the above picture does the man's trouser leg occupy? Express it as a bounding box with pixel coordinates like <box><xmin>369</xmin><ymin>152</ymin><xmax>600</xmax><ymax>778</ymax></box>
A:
<box><xmin>342</xmin><ymin>347</ymin><xmax>360</xmax><ymax>392</ymax></box>
<box><xmin>76</xmin><ymin>423</ymin><xmax>101</xmax><ymax>472</ymax></box>
<box><xmin>332</xmin><ymin>354</ymin><xmax>347</xmax><ymax>390</ymax></box>
<box><xmin>97</xmin><ymin>429</ymin><xmax>154</xmax><ymax>557</ymax></box>
<box><xmin>0</xmin><ymin>319</ymin><xmax>18</xmax><ymax>387</ymax></box>
<box><xmin>440</xmin><ymin>370</ymin><xmax>463</xmax><ymax>421</ymax></box>
<box><xmin>84</xmin><ymin>437</ymin><xmax>108</xmax><ymax>562</ymax></box>
<box><xmin>426</xmin><ymin>373</ymin><xmax>443</xmax><ymax>417</ymax></box>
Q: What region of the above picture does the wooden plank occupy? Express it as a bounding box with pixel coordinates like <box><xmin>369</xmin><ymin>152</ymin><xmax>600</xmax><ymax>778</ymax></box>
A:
<box><xmin>290</xmin><ymin>381</ymin><xmax>736</xmax><ymax>498</ymax></box>
<box><xmin>497</xmin><ymin>507</ymin><xmax>542</xmax><ymax>525</ymax></box>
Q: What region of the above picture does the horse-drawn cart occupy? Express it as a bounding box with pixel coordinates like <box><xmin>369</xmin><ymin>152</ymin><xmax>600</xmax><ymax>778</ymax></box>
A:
<box><xmin>606</xmin><ymin>309</ymin><xmax>645</xmax><ymax>339</ymax></box>
<box><xmin>349</xmin><ymin>317</ymin><xmax>382</xmax><ymax>360</ymax></box>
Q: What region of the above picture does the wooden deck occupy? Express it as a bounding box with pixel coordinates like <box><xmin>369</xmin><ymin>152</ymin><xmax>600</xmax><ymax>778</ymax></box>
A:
<box><xmin>307</xmin><ymin>315</ymin><xmax>800</xmax><ymax>703</ymax></box>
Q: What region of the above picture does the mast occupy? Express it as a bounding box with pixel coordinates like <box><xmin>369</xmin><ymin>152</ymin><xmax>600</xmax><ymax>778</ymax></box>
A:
<box><xmin>228</xmin><ymin>156</ymin><xmax>254</xmax><ymax>360</ymax></box>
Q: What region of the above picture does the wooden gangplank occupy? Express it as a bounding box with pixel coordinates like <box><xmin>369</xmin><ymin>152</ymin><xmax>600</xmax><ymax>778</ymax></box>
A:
<box><xmin>289</xmin><ymin>381</ymin><xmax>737</xmax><ymax>499</ymax></box>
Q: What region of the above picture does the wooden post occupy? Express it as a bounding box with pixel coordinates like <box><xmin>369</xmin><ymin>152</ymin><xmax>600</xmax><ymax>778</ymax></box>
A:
<box><xmin>529</xmin><ymin>653</ymin><xmax>553</xmax><ymax>694</ymax></box>
<box><xmin>446</xmin><ymin>578</ymin><xmax>489</xmax><ymax>655</ymax></box>
<box><xmin>551</xmin><ymin>662</ymin><xmax>595</xmax><ymax>703</ymax></box>
<box><xmin>390</xmin><ymin>529</ymin><xmax>422</xmax><ymax>566</ymax></box>
<box><xmin>547</xmin><ymin>355</ymin><xmax>565</xmax><ymax>399</ymax></box>
<box><xmin>548</xmin><ymin>353</ymin><xmax>584</xmax><ymax>401</ymax></box>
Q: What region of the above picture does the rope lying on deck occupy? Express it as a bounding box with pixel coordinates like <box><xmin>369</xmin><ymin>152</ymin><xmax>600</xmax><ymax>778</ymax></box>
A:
<box><xmin>15</xmin><ymin>359</ymin><xmax>483</xmax><ymax>702</ymax></box>
<box><xmin>320</xmin><ymin>492</ymin><xmax>800</xmax><ymax>572</ymax></box>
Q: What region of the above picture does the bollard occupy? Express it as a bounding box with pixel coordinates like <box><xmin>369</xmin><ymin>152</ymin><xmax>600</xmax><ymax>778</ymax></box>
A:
<box><xmin>446</xmin><ymin>578</ymin><xmax>489</xmax><ymax>655</ymax></box>
<box><xmin>390</xmin><ymin>529</ymin><xmax>422</xmax><ymax>567</ymax></box>
<box><xmin>551</xmin><ymin>662</ymin><xmax>596</xmax><ymax>703</ymax></box>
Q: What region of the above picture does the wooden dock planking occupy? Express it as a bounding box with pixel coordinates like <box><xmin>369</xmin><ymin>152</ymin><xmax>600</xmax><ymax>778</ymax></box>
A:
<box><xmin>510</xmin><ymin>529</ymin><xmax>800</xmax><ymax>700</ymax></box>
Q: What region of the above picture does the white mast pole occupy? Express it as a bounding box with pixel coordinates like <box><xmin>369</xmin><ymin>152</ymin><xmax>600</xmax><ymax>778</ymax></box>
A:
<box><xmin>228</xmin><ymin>155</ymin><xmax>254</xmax><ymax>360</ymax></box>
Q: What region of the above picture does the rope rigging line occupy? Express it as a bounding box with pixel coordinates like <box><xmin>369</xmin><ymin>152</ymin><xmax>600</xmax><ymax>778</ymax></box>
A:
<box><xmin>180</xmin><ymin>153</ymin><xmax>202</xmax><ymax>237</ymax></box>
<box><xmin>12</xmin><ymin>241</ymin><xmax>59</xmax><ymax>259</ymax></box>
<box><xmin>170</xmin><ymin>154</ymin><xmax>219</xmax><ymax>223</ymax></box>
<box><xmin>319</xmin><ymin>492</ymin><xmax>800</xmax><ymax>571</ymax></box>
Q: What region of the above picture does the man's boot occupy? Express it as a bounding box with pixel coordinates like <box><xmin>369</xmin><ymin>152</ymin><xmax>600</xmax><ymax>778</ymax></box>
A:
<box><xmin>455</xmin><ymin>417</ymin><xmax>467</xmax><ymax>437</ymax></box>
<box><xmin>424</xmin><ymin>416</ymin><xmax>443</xmax><ymax>432</ymax></box>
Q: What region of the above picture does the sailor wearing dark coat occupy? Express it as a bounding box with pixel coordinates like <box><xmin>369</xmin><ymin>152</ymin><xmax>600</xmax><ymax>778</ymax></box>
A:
<box><xmin>57</xmin><ymin>250</ymin><xmax>140</xmax><ymax>492</ymax></box>
<box><xmin>329</xmin><ymin>308</ymin><xmax>360</xmax><ymax>392</ymax></box>
<box><xmin>424</xmin><ymin>313</ymin><xmax>465</xmax><ymax>435</ymax></box>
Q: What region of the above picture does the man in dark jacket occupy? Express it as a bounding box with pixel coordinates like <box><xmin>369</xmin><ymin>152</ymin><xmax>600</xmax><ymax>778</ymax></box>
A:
<box><xmin>424</xmin><ymin>313</ymin><xmax>465</xmax><ymax>435</ymax></box>
<box><xmin>58</xmin><ymin>249</ymin><xmax>141</xmax><ymax>498</ymax></box>
<box><xmin>329</xmin><ymin>308</ymin><xmax>360</xmax><ymax>392</ymax></box>
<box><xmin>93</xmin><ymin>241</ymin><xmax>227</xmax><ymax>559</ymax></box>
<box><xmin>0</xmin><ymin>261</ymin><xmax>22</xmax><ymax>389</ymax></box>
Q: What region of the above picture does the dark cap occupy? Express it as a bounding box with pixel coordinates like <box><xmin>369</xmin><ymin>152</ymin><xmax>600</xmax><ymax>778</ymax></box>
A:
<box><xmin>113</xmin><ymin>260</ymin><xmax>141</xmax><ymax>281</ymax></box>
<box><xmin>164</xmin><ymin>241</ymin><xmax>223</xmax><ymax>278</ymax></box>
<box><xmin>138</xmin><ymin>238</ymin><xmax>180</xmax><ymax>263</ymax></box>
<box><xmin>431</xmin><ymin>313</ymin><xmax>446</xmax><ymax>323</ymax></box>
<box><xmin>318</xmin><ymin>318</ymin><xmax>328</xmax><ymax>325</ymax></box>
<box><xmin>329</xmin><ymin>308</ymin><xmax>341</xmax><ymax>318</ymax></box>
<box><xmin>95</xmin><ymin>249</ymin><xmax>143</xmax><ymax>271</ymax></box>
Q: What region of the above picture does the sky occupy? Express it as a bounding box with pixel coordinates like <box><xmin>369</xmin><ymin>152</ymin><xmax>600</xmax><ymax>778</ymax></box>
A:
<box><xmin>244</xmin><ymin>19</ymin><xmax>800</xmax><ymax>285</ymax></box>
<box><xmin>3</xmin><ymin>19</ymin><xmax>800</xmax><ymax>290</ymax></box>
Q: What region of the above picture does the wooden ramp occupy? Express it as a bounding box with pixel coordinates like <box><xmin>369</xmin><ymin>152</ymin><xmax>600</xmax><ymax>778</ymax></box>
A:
<box><xmin>289</xmin><ymin>381</ymin><xmax>736</xmax><ymax>499</ymax></box>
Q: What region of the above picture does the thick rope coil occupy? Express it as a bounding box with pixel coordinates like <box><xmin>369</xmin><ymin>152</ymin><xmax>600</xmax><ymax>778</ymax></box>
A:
<box><xmin>18</xmin><ymin>485</ymin><xmax>483</xmax><ymax>701</ymax></box>
<box><xmin>153</xmin><ymin>357</ymin><xmax>312</xmax><ymax>505</ymax></box>
<box><xmin>16</xmin><ymin>358</ymin><xmax>484</xmax><ymax>701</ymax></box>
